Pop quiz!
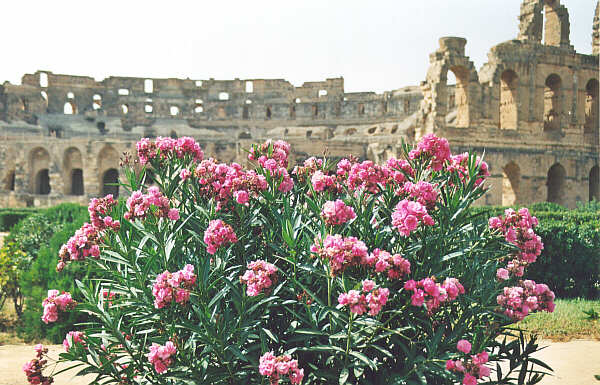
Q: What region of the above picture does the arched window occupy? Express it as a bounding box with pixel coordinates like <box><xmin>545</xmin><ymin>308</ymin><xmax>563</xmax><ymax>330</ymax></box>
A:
<box><xmin>144</xmin><ymin>79</ymin><xmax>153</xmax><ymax>93</ymax></box>
<box><xmin>64</xmin><ymin>147</ymin><xmax>84</xmax><ymax>195</ymax></box>
<box><xmin>543</xmin><ymin>74</ymin><xmax>561</xmax><ymax>132</ymax></box>
<box><xmin>39</xmin><ymin>72</ymin><xmax>48</xmax><ymax>88</ymax></box>
<box><xmin>170</xmin><ymin>106</ymin><xmax>179</xmax><ymax>116</ymax></box>
<box><xmin>121</xmin><ymin>104</ymin><xmax>129</xmax><ymax>114</ymax></box>
<box><xmin>502</xmin><ymin>162</ymin><xmax>520</xmax><ymax>206</ymax></box>
<box><xmin>290</xmin><ymin>104</ymin><xmax>296</xmax><ymax>120</ymax></box>
<box><xmin>500</xmin><ymin>70</ymin><xmax>518</xmax><ymax>129</ymax></box>
<box><xmin>93</xmin><ymin>94</ymin><xmax>102</xmax><ymax>110</ymax></box>
<box><xmin>29</xmin><ymin>147</ymin><xmax>51</xmax><ymax>194</ymax></box>
<box><xmin>71</xmin><ymin>169</ymin><xmax>84</xmax><ymax>195</ymax></box>
<box><xmin>590</xmin><ymin>166</ymin><xmax>599</xmax><ymax>202</ymax></box>
<box><xmin>584</xmin><ymin>79</ymin><xmax>599</xmax><ymax>134</ymax></box>
<box><xmin>64</xmin><ymin>101</ymin><xmax>77</xmax><ymax>115</ymax></box>
<box><xmin>3</xmin><ymin>170</ymin><xmax>15</xmax><ymax>191</ymax></box>
<box><xmin>312</xmin><ymin>104</ymin><xmax>318</xmax><ymax>118</ymax></box>
<box><xmin>547</xmin><ymin>163</ymin><xmax>566</xmax><ymax>205</ymax></box>
<box><xmin>243</xmin><ymin>105</ymin><xmax>249</xmax><ymax>120</ymax></box>
<box><xmin>266</xmin><ymin>106</ymin><xmax>272</xmax><ymax>120</ymax></box>
<box><xmin>102</xmin><ymin>169</ymin><xmax>119</xmax><ymax>198</ymax></box>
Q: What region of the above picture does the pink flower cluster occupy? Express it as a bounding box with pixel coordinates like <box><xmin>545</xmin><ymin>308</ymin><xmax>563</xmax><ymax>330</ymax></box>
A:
<box><xmin>489</xmin><ymin>208</ymin><xmax>544</xmax><ymax>276</ymax></box>
<box><xmin>446</xmin><ymin>340</ymin><xmax>491</xmax><ymax>385</ymax></box>
<box><xmin>320</xmin><ymin>200</ymin><xmax>356</xmax><ymax>226</ymax></box>
<box><xmin>58</xmin><ymin>194</ymin><xmax>121</xmax><ymax>271</ymax></box>
<box><xmin>408</xmin><ymin>133</ymin><xmax>451</xmax><ymax>171</ymax></box>
<box><xmin>363</xmin><ymin>248</ymin><xmax>411</xmax><ymax>280</ymax></box>
<box><xmin>240</xmin><ymin>260</ymin><xmax>278</xmax><ymax>296</ymax></box>
<box><xmin>63</xmin><ymin>331</ymin><xmax>85</xmax><ymax>352</ymax></box>
<box><xmin>311</xmin><ymin>170</ymin><xmax>339</xmax><ymax>193</ymax></box>
<box><xmin>249</xmin><ymin>140</ymin><xmax>294</xmax><ymax>193</ymax></box>
<box><xmin>136</xmin><ymin>136</ymin><xmax>204</xmax><ymax>165</ymax></box>
<box><xmin>147</xmin><ymin>341</ymin><xmax>177</xmax><ymax>374</ymax></box>
<box><xmin>338</xmin><ymin>159</ymin><xmax>393</xmax><ymax>193</ymax></box>
<box><xmin>124</xmin><ymin>186</ymin><xmax>179</xmax><ymax>222</ymax></box>
<box><xmin>310</xmin><ymin>234</ymin><xmax>368</xmax><ymax>275</ymax></box>
<box><xmin>447</xmin><ymin>152</ymin><xmax>490</xmax><ymax>187</ymax></box>
<box><xmin>404</xmin><ymin>277</ymin><xmax>465</xmax><ymax>313</ymax></box>
<box><xmin>22</xmin><ymin>344</ymin><xmax>53</xmax><ymax>385</ymax></box>
<box><xmin>386</xmin><ymin>157</ymin><xmax>415</xmax><ymax>184</ymax></box>
<box><xmin>203</xmin><ymin>219</ymin><xmax>238</xmax><ymax>255</ymax></box>
<box><xmin>88</xmin><ymin>194</ymin><xmax>120</xmax><ymax>231</ymax></box>
<box><xmin>496</xmin><ymin>280</ymin><xmax>555</xmax><ymax>321</ymax></box>
<box><xmin>152</xmin><ymin>264</ymin><xmax>197</xmax><ymax>309</ymax></box>
<box><xmin>57</xmin><ymin>222</ymin><xmax>101</xmax><ymax>271</ymax></box>
<box><xmin>391</xmin><ymin>199</ymin><xmax>435</xmax><ymax>237</ymax></box>
<box><xmin>259</xmin><ymin>352</ymin><xmax>304</xmax><ymax>384</ymax></box>
<box><xmin>399</xmin><ymin>181</ymin><xmax>439</xmax><ymax>209</ymax></box>
<box><xmin>41</xmin><ymin>290</ymin><xmax>76</xmax><ymax>324</ymax></box>
<box><xmin>338</xmin><ymin>280</ymin><xmax>390</xmax><ymax>316</ymax></box>
<box><xmin>194</xmin><ymin>158</ymin><xmax>268</xmax><ymax>210</ymax></box>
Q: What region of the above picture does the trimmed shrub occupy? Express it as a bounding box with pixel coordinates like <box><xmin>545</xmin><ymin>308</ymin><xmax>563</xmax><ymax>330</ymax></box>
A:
<box><xmin>0</xmin><ymin>208</ymin><xmax>38</xmax><ymax>232</ymax></box>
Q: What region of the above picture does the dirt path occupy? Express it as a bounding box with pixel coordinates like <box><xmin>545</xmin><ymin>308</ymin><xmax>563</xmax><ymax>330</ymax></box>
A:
<box><xmin>1</xmin><ymin>340</ymin><xmax>599</xmax><ymax>384</ymax></box>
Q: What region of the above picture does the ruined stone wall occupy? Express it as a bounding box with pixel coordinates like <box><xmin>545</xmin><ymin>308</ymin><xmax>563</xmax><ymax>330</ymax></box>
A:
<box><xmin>0</xmin><ymin>0</ymin><xmax>598</xmax><ymax>209</ymax></box>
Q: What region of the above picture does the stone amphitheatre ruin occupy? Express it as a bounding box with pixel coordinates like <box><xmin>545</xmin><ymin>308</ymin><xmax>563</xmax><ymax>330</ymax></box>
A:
<box><xmin>0</xmin><ymin>0</ymin><xmax>598</xmax><ymax>208</ymax></box>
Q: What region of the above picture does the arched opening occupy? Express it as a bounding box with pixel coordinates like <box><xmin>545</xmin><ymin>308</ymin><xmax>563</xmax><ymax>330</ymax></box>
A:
<box><xmin>170</xmin><ymin>106</ymin><xmax>179</xmax><ymax>116</ymax></box>
<box><xmin>63</xmin><ymin>147</ymin><xmax>84</xmax><ymax>194</ymax></box>
<box><xmin>40</xmin><ymin>91</ymin><xmax>48</xmax><ymax>108</ymax></box>
<box><xmin>358</xmin><ymin>103</ymin><xmax>365</xmax><ymax>116</ymax></box>
<box><xmin>35</xmin><ymin>169</ymin><xmax>51</xmax><ymax>195</ymax></box>
<box><xmin>63</xmin><ymin>101</ymin><xmax>77</xmax><ymax>115</ymax></box>
<box><xmin>170</xmin><ymin>130</ymin><xmax>178</xmax><ymax>139</ymax></box>
<box><xmin>500</xmin><ymin>70</ymin><xmax>519</xmax><ymax>130</ymax></box>
<box><xmin>71</xmin><ymin>169</ymin><xmax>84</xmax><ymax>195</ymax></box>
<box><xmin>29</xmin><ymin>147</ymin><xmax>51</xmax><ymax>194</ymax></box>
<box><xmin>547</xmin><ymin>163</ymin><xmax>566</xmax><ymax>205</ymax></box>
<box><xmin>144</xmin><ymin>79</ymin><xmax>153</xmax><ymax>93</ymax></box>
<box><xmin>98</xmin><ymin>146</ymin><xmax>119</xmax><ymax>196</ymax></box>
<box><xmin>584</xmin><ymin>79</ymin><xmax>599</xmax><ymax>134</ymax></box>
<box><xmin>543</xmin><ymin>74</ymin><xmax>562</xmax><ymax>132</ymax></box>
<box><xmin>502</xmin><ymin>162</ymin><xmax>520</xmax><ymax>206</ymax></box>
<box><xmin>590</xmin><ymin>166</ymin><xmax>599</xmax><ymax>202</ymax></box>
<box><xmin>102</xmin><ymin>169</ymin><xmax>119</xmax><ymax>198</ymax></box>
<box><xmin>266</xmin><ymin>106</ymin><xmax>272</xmax><ymax>120</ymax></box>
<box><xmin>448</xmin><ymin>66</ymin><xmax>470</xmax><ymax>127</ymax></box>
<box><xmin>312</xmin><ymin>104</ymin><xmax>318</xmax><ymax>118</ymax></box>
<box><xmin>290</xmin><ymin>104</ymin><xmax>296</xmax><ymax>120</ymax></box>
<box><xmin>243</xmin><ymin>105</ymin><xmax>249</xmax><ymax>119</ymax></box>
<box><xmin>39</xmin><ymin>72</ymin><xmax>48</xmax><ymax>88</ymax></box>
<box><xmin>93</xmin><ymin>94</ymin><xmax>102</xmax><ymax>110</ymax></box>
<box><xmin>3</xmin><ymin>170</ymin><xmax>15</xmax><ymax>191</ymax></box>
<box><xmin>121</xmin><ymin>104</ymin><xmax>129</xmax><ymax>114</ymax></box>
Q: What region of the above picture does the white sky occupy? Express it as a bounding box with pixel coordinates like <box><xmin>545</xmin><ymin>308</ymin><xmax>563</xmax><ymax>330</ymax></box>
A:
<box><xmin>1</xmin><ymin>0</ymin><xmax>596</xmax><ymax>93</ymax></box>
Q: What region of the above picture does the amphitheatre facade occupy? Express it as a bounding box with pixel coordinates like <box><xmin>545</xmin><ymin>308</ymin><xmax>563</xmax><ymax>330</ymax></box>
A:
<box><xmin>0</xmin><ymin>0</ymin><xmax>598</xmax><ymax>208</ymax></box>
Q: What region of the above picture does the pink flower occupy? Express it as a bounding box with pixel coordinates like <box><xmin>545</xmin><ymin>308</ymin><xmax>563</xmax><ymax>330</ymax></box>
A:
<box><xmin>462</xmin><ymin>374</ymin><xmax>477</xmax><ymax>385</ymax></box>
<box><xmin>310</xmin><ymin>234</ymin><xmax>368</xmax><ymax>275</ymax></box>
<box><xmin>240</xmin><ymin>260</ymin><xmax>278</xmax><ymax>297</ymax></box>
<box><xmin>152</xmin><ymin>265</ymin><xmax>196</xmax><ymax>309</ymax></box>
<box><xmin>203</xmin><ymin>219</ymin><xmax>238</xmax><ymax>255</ymax></box>
<box><xmin>180</xmin><ymin>169</ymin><xmax>191</xmax><ymax>181</ymax></box>
<box><xmin>168</xmin><ymin>208</ymin><xmax>180</xmax><ymax>221</ymax></box>
<box><xmin>41</xmin><ymin>290</ymin><xmax>76</xmax><ymax>324</ymax></box>
<box><xmin>457</xmin><ymin>340</ymin><xmax>472</xmax><ymax>354</ymax></box>
<box><xmin>148</xmin><ymin>341</ymin><xmax>177</xmax><ymax>373</ymax></box>
<box><xmin>259</xmin><ymin>352</ymin><xmax>303</xmax><ymax>384</ymax></box>
<box><xmin>405</xmin><ymin>277</ymin><xmax>464</xmax><ymax>314</ymax></box>
<box><xmin>339</xmin><ymin>280</ymin><xmax>389</xmax><ymax>316</ymax></box>
<box><xmin>391</xmin><ymin>199</ymin><xmax>435</xmax><ymax>237</ymax></box>
<box><xmin>321</xmin><ymin>200</ymin><xmax>356</xmax><ymax>226</ymax></box>
<box><xmin>496</xmin><ymin>268</ymin><xmax>509</xmax><ymax>281</ymax></box>
<box><xmin>234</xmin><ymin>190</ymin><xmax>250</xmax><ymax>205</ymax></box>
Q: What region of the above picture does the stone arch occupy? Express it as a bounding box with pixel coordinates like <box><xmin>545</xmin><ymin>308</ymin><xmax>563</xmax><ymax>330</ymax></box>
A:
<box><xmin>546</xmin><ymin>163</ymin><xmax>566</xmax><ymax>205</ymax></box>
<box><xmin>500</xmin><ymin>70</ymin><xmax>519</xmax><ymax>130</ymax></box>
<box><xmin>543</xmin><ymin>74</ymin><xmax>562</xmax><ymax>132</ymax></box>
<box><xmin>2</xmin><ymin>169</ymin><xmax>15</xmax><ymax>191</ymax></box>
<box><xmin>97</xmin><ymin>146</ymin><xmax>120</xmax><ymax>197</ymax></box>
<box><xmin>584</xmin><ymin>79</ymin><xmax>599</xmax><ymax>134</ymax></box>
<box><xmin>590</xmin><ymin>165</ymin><xmax>599</xmax><ymax>202</ymax></box>
<box><xmin>502</xmin><ymin>161</ymin><xmax>521</xmax><ymax>206</ymax></box>
<box><xmin>64</xmin><ymin>101</ymin><xmax>77</xmax><ymax>115</ymax></box>
<box><xmin>63</xmin><ymin>147</ymin><xmax>84</xmax><ymax>195</ymax></box>
<box><xmin>29</xmin><ymin>147</ymin><xmax>51</xmax><ymax>194</ymax></box>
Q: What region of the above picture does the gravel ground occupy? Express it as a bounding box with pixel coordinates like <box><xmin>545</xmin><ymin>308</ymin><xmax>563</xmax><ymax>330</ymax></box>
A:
<box><xmin>1</xmin><ymin>340</ymin><xmax>599</xmax><ymax>384</ymax></box>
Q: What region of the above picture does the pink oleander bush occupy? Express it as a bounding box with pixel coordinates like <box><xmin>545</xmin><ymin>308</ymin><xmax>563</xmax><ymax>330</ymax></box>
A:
<box><xmin>33</xmin><ymin>134</ymin><xmax>555</xmax><ymax>384</ymax></box>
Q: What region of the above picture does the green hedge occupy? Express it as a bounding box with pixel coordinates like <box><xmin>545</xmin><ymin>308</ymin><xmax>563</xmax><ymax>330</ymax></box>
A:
<box><xmin>0</xmin><ymin>208</ymin><xmax>38</xmax><ymax>232</ymax></box>
<box><xmin>470</xmin><ymin>203</ymin><xmax>600</xmax><ymax>299</ymax></box>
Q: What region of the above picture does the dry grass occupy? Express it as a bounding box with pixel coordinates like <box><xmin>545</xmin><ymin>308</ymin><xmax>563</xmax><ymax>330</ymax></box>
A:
<box><xmin>516</xmin><ymin>298</ymin><xmax>600</xmax><ymax>342</ymax></box>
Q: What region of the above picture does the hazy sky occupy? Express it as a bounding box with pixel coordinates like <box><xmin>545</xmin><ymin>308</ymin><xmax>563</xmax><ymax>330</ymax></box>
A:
<box><xmin>1</xmin><ymin>0</ymin><xmax>596</xmax><ymax>93</ymax></box>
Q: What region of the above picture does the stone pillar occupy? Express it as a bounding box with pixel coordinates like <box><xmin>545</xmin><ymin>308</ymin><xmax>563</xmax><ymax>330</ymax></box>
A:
<box><xmin>518</xmin><ymin>0</ymin><xmax>543</xmax><ymax>43</ymax></box>
<box><xmin>544</xmin><ymin>2</ymin><xmax>572</xmax><ymax>48</ymax></box>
